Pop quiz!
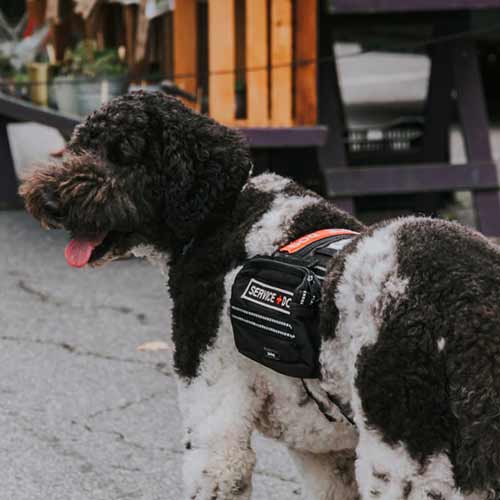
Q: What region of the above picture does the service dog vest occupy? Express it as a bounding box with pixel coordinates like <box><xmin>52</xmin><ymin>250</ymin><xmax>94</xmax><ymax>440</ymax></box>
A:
<box><xmin>230</xmin><ymin>228</ymin><xmax>359</xmax><ymax>378</ymax></box>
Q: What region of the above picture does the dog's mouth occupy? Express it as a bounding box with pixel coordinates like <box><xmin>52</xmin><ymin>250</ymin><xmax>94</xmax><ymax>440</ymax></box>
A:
<box><xmin>64</xmin><ymin>232</ymin><xmax>118</xmax><ymax>268</ymax></box>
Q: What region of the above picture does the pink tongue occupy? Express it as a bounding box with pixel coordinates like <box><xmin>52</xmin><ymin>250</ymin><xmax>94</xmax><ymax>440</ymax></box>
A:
<box><xmin>64</xmin><ymin>234</ymin><xmax>106</xmax><ymax>268</ymax></box>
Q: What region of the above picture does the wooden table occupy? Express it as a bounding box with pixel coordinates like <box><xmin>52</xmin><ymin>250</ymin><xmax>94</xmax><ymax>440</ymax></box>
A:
<box><xmin>321</xmin><ymin>0</ymin><xmax>500</xmax><ymax>235</ymax></box>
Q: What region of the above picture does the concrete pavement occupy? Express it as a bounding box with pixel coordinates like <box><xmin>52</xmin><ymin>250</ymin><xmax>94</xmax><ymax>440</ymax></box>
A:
<box><xmin>0</xmin><ymin>211</ymin><xmax>302</xmax><ymax>500</ymax></box>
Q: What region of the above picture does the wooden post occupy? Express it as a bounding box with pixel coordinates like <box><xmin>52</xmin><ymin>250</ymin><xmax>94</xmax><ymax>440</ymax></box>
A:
<box><xmin>245</xmin><ymin>0</ymin><xmax>269</xmax><ymax>126</ymax></box>
<box><xmin>45</xmin><ymin>0</ymin><xmax>59</xmax><ymax>24</ymax></box>
<box><xmin>134</xmin><ymin>0</ymin><xmax>150</xmax><ymax>64</ymax></box>
<box><xmin>270</xmin><ymin>0</ymin><xmax>293</xmax><ymax>126</ymax></box>
<box><xmin>161</xmin><ymin>12</ymin><xmax>174</xmax><ymax>79</ymax></box>
<box><xmin>173</xmin><ymin>0</ymin><xmax>197</xmax><ymax>98</ymax></box>
<box><xmin>294</xmin><ymin>0</ymin><xmax>317</xmax><ymax>125</ymax></box>
<box><xmin>0</xmin><ymin>119</ymin><xmax>21</xmax><ymax>209</ymax></box>
<box><xmin>452</xmin><ymin>37</ymin><xmax>500</xmax><ymax>235</ymax></box>
<box><xmin>208</xmin><ymin>0</ymin><xmax>236</xmax><ymax>124</ymax></box>
<box><xmin>123</xmin><ymin>5</ymin><xmax>137</xmax><ymax>67</ymax></box>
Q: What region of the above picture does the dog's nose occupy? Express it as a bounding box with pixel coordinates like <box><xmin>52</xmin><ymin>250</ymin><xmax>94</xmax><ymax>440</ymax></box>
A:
<box><xmin>45</xmin><ymin>198</ymin><xmax>60</xmax><ymax>215</ymax></box>
<box><xmin>41</xmin><ymin>191</ymin><xmax>64</xmax><ymax>227</ymax></box>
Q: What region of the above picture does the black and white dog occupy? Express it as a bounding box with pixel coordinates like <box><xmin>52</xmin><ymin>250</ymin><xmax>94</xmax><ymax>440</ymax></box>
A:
<box><xmin>21</xmin><ymin>92</ymin><xmax>500</xmax><ymax>500</ymax></box>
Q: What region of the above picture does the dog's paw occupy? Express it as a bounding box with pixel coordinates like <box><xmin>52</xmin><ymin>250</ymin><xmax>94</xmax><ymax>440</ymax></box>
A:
<box><xmin>184</xmin><ymin>447</ymin><xmax>255</xmax><ymax>500</ymax></box>
<box><xmin>188</xmin><ymin>469</ymin><xmax>252</xmax><ymax>500</ymax></box>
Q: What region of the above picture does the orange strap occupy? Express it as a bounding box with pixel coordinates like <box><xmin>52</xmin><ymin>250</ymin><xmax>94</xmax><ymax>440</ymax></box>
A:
<box><xmin>280</xmin><ymin>228</ymin><xmax>358</xmax><ymax>254</ymax></box>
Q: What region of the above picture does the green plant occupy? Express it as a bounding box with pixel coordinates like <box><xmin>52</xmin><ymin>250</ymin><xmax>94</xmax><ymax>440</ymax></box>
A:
<box><xmin>59</xmin><ymin>40</ymin><xmax>127</xmax><ymax>79</ymax></box>
<box><xmin>13</xmin><ymin>69</ymin><xmax>29</xmax><ymax>84</ymax></box>
<box><xmin>0</xmin><ymin>53</ymin><xmax>14</xmax><ymax>77</ymax></box>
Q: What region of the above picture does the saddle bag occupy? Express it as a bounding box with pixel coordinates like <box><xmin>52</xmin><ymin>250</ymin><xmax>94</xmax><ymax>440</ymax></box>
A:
<box><xmin>230</xmin><ymin>229</ymin><xmax>358</xmax><ymax>378</ymax></box>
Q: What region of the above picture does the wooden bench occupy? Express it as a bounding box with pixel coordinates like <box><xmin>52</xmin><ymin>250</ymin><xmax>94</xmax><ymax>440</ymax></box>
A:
<box><xmin>322</xmin><ymin>1</ymin><xmax>500</xmax><ymax>235</ymax></box>
<box><xmin>0</xmin><ymin>92</ymin><xmax>327</xmax><ymax>208</ymax></box>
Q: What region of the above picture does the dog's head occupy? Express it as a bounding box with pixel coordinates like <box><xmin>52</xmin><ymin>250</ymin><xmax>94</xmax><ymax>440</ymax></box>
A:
<box><xmin>20</xmin><ymin>91</ymin><xmax>252</xmax><ymax>267</ymax></box>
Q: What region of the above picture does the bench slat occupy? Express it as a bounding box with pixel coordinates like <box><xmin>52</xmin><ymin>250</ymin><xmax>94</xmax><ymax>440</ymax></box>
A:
<box><xmin>326</xmin><ymin>163</ymin><xmax>500</xmax><ymax>196</ymax></box>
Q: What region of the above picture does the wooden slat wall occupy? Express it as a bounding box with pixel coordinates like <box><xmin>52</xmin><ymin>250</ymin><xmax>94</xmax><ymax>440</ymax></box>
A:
<box><xmin>160</xmin><ymin>0</ymin><xmax>317</xmax><ymax>127</ymax></box>
<box><xmin>208</xmin><ymin>0</ymin><xmax>236</xmax><ymax>124</ymax></box>
<box><xmin>162</xmin><ymin>12</ymin><xmax>174</xmax><ymax>80</ymax></box>
<box><xmin>134</xmin><ymin>0</ymin><xmax>150</xmax><ymax>63</ymax></box>
<box><xmin>173</xmin><ymin>0</ymin><xmax>198</xmax><ymax>98</ymax></box>
<box><xmin>294</xmin><ymin>0</ymin><xmax>317</xmax><ymax>125</ymax></box>
<box><xmin>270</xmin><ymin>0</ymin><xmax>293</xmax><ymax>126</ymax></box>
<box><xmin>123</xmin><ymin>5</ymin><xmax>137</xmax><ymax>67</ymax></box>
<box><xmin>246</xmin><ymin>0</ymin><xmax>269</xmax><ymax>126</ymax></box>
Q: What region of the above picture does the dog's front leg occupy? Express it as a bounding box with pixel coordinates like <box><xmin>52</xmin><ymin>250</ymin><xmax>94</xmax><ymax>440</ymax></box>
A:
<box><xmin>178</xmin><ymin>371</ymin><xmax>261</xmax><ymax>500</ymax></box>
<box><xmin>289</xmin><ymin>449</ymin><xmax>359</xmax><ymax>500</ymax></box>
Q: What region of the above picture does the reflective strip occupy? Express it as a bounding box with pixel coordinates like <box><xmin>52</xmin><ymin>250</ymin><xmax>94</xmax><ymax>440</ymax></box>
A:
<box><xmin>231</xmin><ymin>314</ymin><xmax>295</xmax><ymax>339</ymax></box>
<box><xmin>231</xmin><ymin>305</ymin><xmax>293</xmax><ymax>329</ymax></box>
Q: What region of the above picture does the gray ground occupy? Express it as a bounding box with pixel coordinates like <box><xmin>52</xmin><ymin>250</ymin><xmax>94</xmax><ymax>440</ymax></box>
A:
<box><xmin>0</xmin><ymin>212</ymin><xmax>302</xmax><ymax>500</ymax></box>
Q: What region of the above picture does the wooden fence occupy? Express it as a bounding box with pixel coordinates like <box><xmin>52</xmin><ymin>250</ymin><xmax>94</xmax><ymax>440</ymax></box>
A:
<box><xmin>25</xmin><ymin>0</ymin><xmax>319</xmax><ymax>128</ymax></box>
<box><xmin>171</xmin><ymin>0</ymin><xmax>318</xmax><ymax>127</ymax></box>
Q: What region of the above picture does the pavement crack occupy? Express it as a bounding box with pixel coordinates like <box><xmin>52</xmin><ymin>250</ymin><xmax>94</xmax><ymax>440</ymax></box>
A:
<box><xmin>0</xmin><ymin>335</ymin><xmax>172</xmax><ymax>373</ymax></box>
<box><xmin>16</xmin><ymin>280</ymin><xmax>148</xmax><ymax>323</ymax></box>
<box><xmin>111</xmin><ymin>464</ymin><xmax>142</xmax><ymax>473</ymax></box>
<box><xmin>87</xmin><ymin>390</ymin><xmax>169</xmax><ymax>420</ymax></box>
<box><xmin>17</xmin><ymin>279</ymin><xmax>62</xmax><ymax>305</ymax></box>
<box><xmin>254</xmin><ymin>468</ymin><xmax>299</xmax><ymax>484</ymax></box>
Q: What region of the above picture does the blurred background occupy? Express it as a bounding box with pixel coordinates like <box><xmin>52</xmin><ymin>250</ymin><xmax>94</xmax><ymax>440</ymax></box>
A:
<box><xmin>3</xmin><ymin>1</ymin><xmax>500</xmax><ymax>499</ymax></box>
<box><xmin>3</xmin><ymin>1</ymin><xmax>500</xmax><ymax>229</ymax></box>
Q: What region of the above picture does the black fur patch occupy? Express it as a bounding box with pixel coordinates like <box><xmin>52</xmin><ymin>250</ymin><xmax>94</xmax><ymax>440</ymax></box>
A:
<box><xmin>354</xmin><ymin>218</ymin><xmax>500</xmax><ymax>493</ymax></box>
<box><xmin>403</xmin><ymin>481</ymin><xmax>413</xmax><ymax>498</ymax></box>
<box><xmin>285</xmin><ymin>199</ymin><xmax>365</xmax><ymax>242</ymax></box>
<box><xmin>168</xmin><ymin>185</ymin><xmax>274</xmax><ymax>379</ymax></box>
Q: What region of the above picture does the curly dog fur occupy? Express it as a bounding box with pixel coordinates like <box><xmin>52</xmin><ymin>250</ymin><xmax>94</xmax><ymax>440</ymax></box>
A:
<box><xmin>20</xmin><ymin>91</ymin><xmax>500</xmax><ymax>500</ymax></box>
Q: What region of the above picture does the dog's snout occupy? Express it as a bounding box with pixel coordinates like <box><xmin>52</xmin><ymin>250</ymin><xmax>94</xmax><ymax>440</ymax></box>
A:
<box><xmin>43</xmin><ymin>190</ymin><xmax>62</xmax><ymax>219</ymax></box>
<box><xmin>40</xmin><ymin>190</ymin><xmax>65</xmax><ymax>228</ymax></box>
<box><xmin>44</xmin><ymin>196</ymin><xmax>60</xmax><ymax>217</ymax></box>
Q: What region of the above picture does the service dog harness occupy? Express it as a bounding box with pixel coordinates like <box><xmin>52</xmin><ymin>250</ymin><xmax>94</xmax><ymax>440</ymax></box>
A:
<box><xmin>230</xmin><ymin>228</ymin><xmax>359</xmax><ymax>379</ymax></box>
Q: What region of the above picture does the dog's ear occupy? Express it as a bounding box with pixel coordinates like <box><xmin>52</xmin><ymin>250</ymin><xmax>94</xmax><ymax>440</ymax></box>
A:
<box><xmin>160</xmin><ymin>122</ymin><xmax>252</xmax><ymax>242</ymax></box>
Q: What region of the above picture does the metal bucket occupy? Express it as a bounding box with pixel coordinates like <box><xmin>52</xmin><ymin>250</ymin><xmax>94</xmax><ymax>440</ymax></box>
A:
<box><xmin>52</xmin><ymin>75</ymin><xmax>81</xmax><ymax>116</ymax></box>
<box><xmin>76</xmin><ymin>78</ymin><xmax>126</xmax><ymax>117</ymax></box>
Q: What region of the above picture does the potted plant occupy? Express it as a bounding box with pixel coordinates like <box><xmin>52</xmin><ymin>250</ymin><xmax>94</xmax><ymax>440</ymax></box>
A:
<box><xmin>0</xmin><ymin>56</ymin><xmax>31</xmax><ymax>101</ymax></box>
<box><xmin>53</xmin><ymin>40</ymin><xmax>128</xmax><ymax>116</ymax></box>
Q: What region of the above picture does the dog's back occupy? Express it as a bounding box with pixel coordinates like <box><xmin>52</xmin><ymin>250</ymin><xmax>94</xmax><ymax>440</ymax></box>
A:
<box><xmin>321</xmin><ymin>216</ymin><xmax>500</xmax><ymax>498</ymax></box>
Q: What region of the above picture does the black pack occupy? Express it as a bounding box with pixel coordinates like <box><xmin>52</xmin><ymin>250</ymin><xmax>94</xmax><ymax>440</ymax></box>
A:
<box><xmin>230</xmin><ymin>229</ymin><xmax>358</xmax><ymax>378</ymax></box>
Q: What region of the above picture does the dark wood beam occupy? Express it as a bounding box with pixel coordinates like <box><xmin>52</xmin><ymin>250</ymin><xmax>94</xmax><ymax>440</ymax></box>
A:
<box><xmin>327</xmin><ymin>163</ymin><xmax>500</xmax><ymax>196</ymax></box>
<box><xmin>328</xmin><ymin>0</ymin><xmax>500</xmax><ymax>14</ymax></box>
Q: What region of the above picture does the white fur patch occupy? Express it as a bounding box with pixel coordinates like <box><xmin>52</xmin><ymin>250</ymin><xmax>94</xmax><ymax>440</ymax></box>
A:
<box><xmin>437</xmin><ymin>337</ymin><xmax>446</xmax><ymax>352</ymax></box>
<box><xmin>320</xmin><ymin>220</ymin><xmax>409</xmax><ymax>411</ymax></box>
<box><xmin>177</xmin><ymin>268</ymin><xmax>260</xmax><ymax>499</ymax></box>
<box><xmin>245</xmin><ymin>194</ymin><xmax>319</xmax><ymax>257</ymax></box>
<box><xmin>356</xmin><ymin>429</ymin><xmax>462</xmax><ymax>499</ymax></box>
<box><xmin>246</xmin><ymin>172</ymin><xmax>292</xmax><ymax>193</ymax></box>
<box><xmin>131</xmin><ymin>244</ymin><xmax>169</xmax><ymax>275</ymax></box>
